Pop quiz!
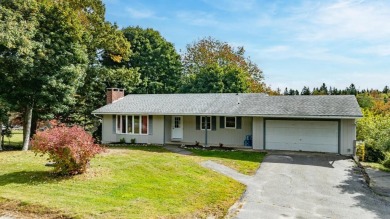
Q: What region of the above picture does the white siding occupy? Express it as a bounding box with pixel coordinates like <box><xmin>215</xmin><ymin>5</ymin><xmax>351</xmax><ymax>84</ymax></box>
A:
<box><xmin>252</xmin><ymin>117</ymin><xmax>264</xmax><ymax>150</ymax></box>
<box><xmin>102</xmin><ymin>115</ymin><xmax>116</xmax><ymax>143</ymax></box>
<box><xmin>168</xmin><ymin>116</ymin><xmax>252</xmax><ymax>146</ymax></box>
<box><xmin>101</xmin><ymin>115</ymin><xmax>164</xmax><ymax>144</ymax></box>
<box><xmin>340</xmin><ymin>119</ymin><xmax>356</xmax><ymax>155</ymax></box>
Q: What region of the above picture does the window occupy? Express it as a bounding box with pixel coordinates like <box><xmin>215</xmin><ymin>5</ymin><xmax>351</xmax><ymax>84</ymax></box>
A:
<box><xmin>174</xmin><ymin>117</ymin><xmax>181</xmax><ymax>128</ymax></box>
<box><xmin>121</xmin><ymin>116</ymin><xmax>126</xmax><ymax>133</ymax></box>
<box><xmin>127</xmin><ymin>116</ymin><xmax>133</xmax><ymax>133</ymax></box>
<box><xmin>225</xmin><ymin>117</ymin><xmax>236</xmax><ymax>129</ymax></box>
<box><xmin>116</xmin><ymin>115</ymin><xmax>121</xmax><ymax>133</ymax></box>
<box><xmin>201</xmin><ymin>116</ymin><xmax>211</xmax><ymax>130</ymax></box>
<box><xmin>141</xmin><ymin>116</ymin><xmax>148</xmax><ymax>134</ymax></box>
<box><xmin>116</xmin><ymin>115</ymin><xmax>148</xmax><ymax>135</ymax></box>
<box><xmin>134</xmin><ymin>116</ymin><xmax>140</xmax><ymax>134</ymax></box>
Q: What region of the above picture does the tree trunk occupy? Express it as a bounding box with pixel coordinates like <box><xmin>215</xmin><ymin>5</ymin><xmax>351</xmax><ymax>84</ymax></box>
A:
<box><xmin>22</xmin><ymin>107</ymin><xmax>33</xmax><ymax>151</ymax></box>
<box><xmin>0</xmin><ymin>121</ymin><xmax>3</xmax><ymax>151</ymax></box>
<box><xmin>30</xmin><ymin>111</ymin><xmax>38</xmax><ymax>137</ymax></box>
<box><xmin>23</xmin><ymin>113</ymin><xmax>26</xmax><ymax>143</ymax></box>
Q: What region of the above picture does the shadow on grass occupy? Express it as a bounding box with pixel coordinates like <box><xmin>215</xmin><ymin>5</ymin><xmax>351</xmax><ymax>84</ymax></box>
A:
<box><xmin>104</xmin><ymin>144</ymin><xmax>169</xmax><ymax>153</ymax></box>
<box><xmin>0</xmin><ymin>170</ymin><xmax>71</xmax><ymax>186</ymax></box>
<box><xmin>189</xmin><ymin>149</ymin><xmax>267</xmax><ymax>163</ymax></box>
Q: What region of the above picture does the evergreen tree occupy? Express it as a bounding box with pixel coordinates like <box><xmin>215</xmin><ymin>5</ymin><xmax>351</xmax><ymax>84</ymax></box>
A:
<box><xmin>347</xmin><ymin>83</ymin><xmax>357</xmax><ymax>95</ymax></box>
<box><xmin>283</xmin><ymin>88</ymin><xmax>289</xmax><ymax>95</ymax></box>
<box><xmin>301</xmin><ymin>86</ymin><xmax>311</xmax><ymax>95</ymax></box>
<box><xmin>319</xmin><ymin>83</ymin><xmax>328</xmax><ymax>95</ymax></box>
<box><xmin>383</xmin><ymin>86</ymin><xmax>389</xmax><ymax>94</ymax></box>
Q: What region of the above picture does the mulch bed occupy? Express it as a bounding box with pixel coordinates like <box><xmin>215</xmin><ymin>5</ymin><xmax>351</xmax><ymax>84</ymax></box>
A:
<box><xmin>181</xmin><ymin>145</ymin><xmax>235</xmax><ymax>151</ymax></box>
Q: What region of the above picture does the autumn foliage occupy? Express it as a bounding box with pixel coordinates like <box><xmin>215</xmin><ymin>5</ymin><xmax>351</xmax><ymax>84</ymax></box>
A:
<box><xmin>31</xmin><ymin>126</ymin><xmax>105</xmax><ymax>175</ymax></box>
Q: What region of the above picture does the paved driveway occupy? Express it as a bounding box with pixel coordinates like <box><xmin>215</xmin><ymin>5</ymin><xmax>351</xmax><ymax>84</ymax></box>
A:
<box><xmin>203</xmin><ymin>152</ymin><xmax>390</xmax><ymax>219</ymax></box>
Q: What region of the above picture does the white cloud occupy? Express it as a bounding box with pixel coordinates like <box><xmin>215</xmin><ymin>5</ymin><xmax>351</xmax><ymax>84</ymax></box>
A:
<box><xmin>356</xmin><ymin>44</ymin><xmax>390</xmax><ymax>56</ymax></box>
<box><xmin>252</xmin><ymin>44</ymin><xmax>360</xmax><ymax>64</ymax></box>
<box><xmin>176</xmin><ymin>11</ymin><xmax>219</xmax><ymax>27</ymax></box>
<box><xmin>202</xmin><ymin>0</ymin><xmax>256</xmax><ymax>12</ymax></box>
<box><xmin>254</xmin><ymin>0</ymin><xmax>390</xmax><ymax>42</ymax></box>
<box><xmin>125</xmin><ymin>7</ymin><xmax>155</xmax><ymax>19</ymax></box>
<box><xmin>263</xmin><ymin>45</ymin><xmax>291</xmax><ymax>53</ymax></box>
<box><xmin>302</xmin><ymin>1</ymin><xmax>390</xmax><ymax>41</ymax></box>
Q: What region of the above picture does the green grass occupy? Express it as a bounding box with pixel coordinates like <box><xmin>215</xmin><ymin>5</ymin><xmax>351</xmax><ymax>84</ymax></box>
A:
<box><xmin>362</xmin><ymin>162</ymin><xmax>390</xmax><ymax>172</ymax></box>
<box><xmin>190</xmin><ymin>149</ymin><xmax>267</xmax><ymax>175</ymax></box>
<box><xmin>3</xmin><ymin>130</ymin><xmax>23</xmax><ymax>148</ymax></box>
<box><xmin>0</xmin><ymin>146</ymin><xmax>245</xmax><ymax>218</ymax></box>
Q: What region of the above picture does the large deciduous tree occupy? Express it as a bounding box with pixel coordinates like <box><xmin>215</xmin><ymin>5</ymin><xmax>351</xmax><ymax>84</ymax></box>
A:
<box><xmin>180</xmin><ymin>64</ymin><xmax>249</xmax><ymax>93</ymax></box>
<box><xmin>106</xmin><ymin>26</ymin><xmax>182</xmax><ymax>94</ymax></box>
<box><xmin>0</xmin><ymin>0</ymin><xmax>89</xmax><ymax>150</ymax></box>
<box><xmin>181</xmin><ymin>37</ymin><xmax>264</xmax><ymax>93</ymax></box>
<box><xmin>57</xmin><ymin>0</ymin><xmax>138</xmax><ymax>130</ymax></box>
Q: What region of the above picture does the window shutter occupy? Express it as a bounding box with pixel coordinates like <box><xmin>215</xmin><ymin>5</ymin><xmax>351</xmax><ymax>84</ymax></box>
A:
<box><xmin>237</xmin><ymin>117</ymin><xmax>242</xmax><ymax>129</ymax></box>
<box><xmin>212</xmin><ymin>116</ymin><xmax>216</xmax><ymax>131</ymax></box>
<box><xmin>196</xmin><ymin>116</ymin><xmax>200</xmax><ymax>130</ymax></box>
<box><xmin>149</xmin><ymin>115</ymin><xmax>153</xmax><ymax>135</ymax></box>
<box><xmin>112</xmin><ymin>115</ymin><xmax>116</xmax><ymax>133</ymax></box>
<box><xmin>220</xmin><ymin>116</ymin><xmax>225</xmax><ymax>129</ymax></box>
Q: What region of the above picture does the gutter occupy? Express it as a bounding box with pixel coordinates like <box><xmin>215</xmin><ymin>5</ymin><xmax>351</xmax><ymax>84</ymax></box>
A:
<box><xmin>91</xmin><ymin>112</ymin><xmax>362</xmax><ymax>119</ymax></box>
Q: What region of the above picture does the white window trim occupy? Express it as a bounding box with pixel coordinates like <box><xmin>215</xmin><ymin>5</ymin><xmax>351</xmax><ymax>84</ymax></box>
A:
<box><xmin>200</xmin><ymin>116</ymin><xmax>212</xmax><ymax>131</ymax></box>
<box><xmin>116</xmin><ymin>115</ymin><xmax>148</xmax><ymax>135</ymax></box>
<box><xmin>225</xmin><ymin>116</ymin><xmax>236</xmax><ymax>129</ymax></box>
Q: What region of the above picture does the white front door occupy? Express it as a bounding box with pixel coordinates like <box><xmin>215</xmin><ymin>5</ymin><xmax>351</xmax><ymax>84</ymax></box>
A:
<box><xmin>171</xmin><ymin>116</ymin><xmax>183</xmax><ymax>141</ymax></box>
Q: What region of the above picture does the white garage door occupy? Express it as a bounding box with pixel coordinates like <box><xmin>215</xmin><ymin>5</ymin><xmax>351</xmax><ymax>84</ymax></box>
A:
<box><xmin>265</xmin><ymin>120</ymin><xmax>339</xmax><ymax>153</ymax></box>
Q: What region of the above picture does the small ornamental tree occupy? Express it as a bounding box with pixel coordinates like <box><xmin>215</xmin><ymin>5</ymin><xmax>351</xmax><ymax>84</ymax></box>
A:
<box><xmin>31</xmin><ymin>126</ymin><xmax>105</xmax><ymax>175</ymax></box>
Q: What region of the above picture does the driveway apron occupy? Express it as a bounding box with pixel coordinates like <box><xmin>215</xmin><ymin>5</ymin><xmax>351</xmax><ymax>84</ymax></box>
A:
<box><xmin>204</xmin><ymin>152</ymin><xmax>390</xmax><ymax>219</ymax></box>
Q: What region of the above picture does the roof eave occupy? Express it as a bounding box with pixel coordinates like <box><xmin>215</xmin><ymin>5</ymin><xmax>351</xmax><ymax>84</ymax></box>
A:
<box><xmin>92</xmin><ymin>112</ymin><xmax>362</xmax><ymax>119</ymax></box>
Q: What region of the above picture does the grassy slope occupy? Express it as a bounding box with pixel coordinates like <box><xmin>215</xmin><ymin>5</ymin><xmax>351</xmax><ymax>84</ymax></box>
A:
<box><xmin>3</xmin><ymin>130</ymin><xmax>23</xmax><ymax>148</ymax></box>
<box><xmin>362</xmin><ymin>162</ymin><xmax>390</xmax><ymax>172</ymax></box>
<box><xmin>362</xmin><ymin>152</ymin><xmax>390</xmax><ymax>172</ymax></box>
<box><xmin>0</xmin><ymin>147</ymin><xmax>244</xmax><ymax>218</ymax></box>
<box><xmin>190</xmin><ymin>149</ymin><xmax>267</xmax><ymax>175</ymax></box>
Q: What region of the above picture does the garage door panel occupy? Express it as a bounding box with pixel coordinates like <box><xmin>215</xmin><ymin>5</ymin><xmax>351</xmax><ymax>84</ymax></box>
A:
<box><xmin>265</xmin><ymin>120</ymin><xmax>338</xmax><ymax>153</ymax></box>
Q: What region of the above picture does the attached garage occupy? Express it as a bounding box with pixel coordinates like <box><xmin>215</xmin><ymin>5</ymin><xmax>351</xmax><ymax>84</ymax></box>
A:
<box><xmin>265</xmin><ymin>119</ymin><xmax>339</xmax><ymax>153</ymax></box>
<box><xmin>95</xmin><ymin>92</ymin><xmax>362</xmax><ymax>155</ymax></box>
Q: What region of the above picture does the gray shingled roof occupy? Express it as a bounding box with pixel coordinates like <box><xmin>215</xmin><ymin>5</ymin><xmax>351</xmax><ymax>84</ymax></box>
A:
<box><xmin>92</xmin><ymin>93</ymin><xmax>362</xmax><ymax>118</ymax></box>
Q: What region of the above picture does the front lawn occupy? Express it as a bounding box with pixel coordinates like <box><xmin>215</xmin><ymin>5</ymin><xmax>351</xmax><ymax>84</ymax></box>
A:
<box><xmin>2</xmin><ymin>129</ymin><xmax>23</xmax><ymax>149</ymax></box>
<box><xmin>0</xmin><ymin>146</ymin><xmax>245</xmax><ymax>218</ymax></box>
<box><xmin>362</xmin><ymin>162</ymin><xmax>390</xmax><ymax>172</ymax></box>
<box><xmin>190</xmin><ymin>149</ymin><xmax>266</xmax><ymax>175</ymax></box>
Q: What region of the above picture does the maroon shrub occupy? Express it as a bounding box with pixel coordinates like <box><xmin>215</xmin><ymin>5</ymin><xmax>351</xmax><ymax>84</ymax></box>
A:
<box><xmin>31</xmin><ymin>125</ymin><xmax>105</xmax><ymax>175</ymax></box>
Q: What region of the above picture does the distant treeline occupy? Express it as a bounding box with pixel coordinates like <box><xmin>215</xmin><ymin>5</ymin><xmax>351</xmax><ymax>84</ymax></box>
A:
<box><xmin>282</xmin><ymin>83</ymin><xmax>390</xmax><ymax>96</ymax></box>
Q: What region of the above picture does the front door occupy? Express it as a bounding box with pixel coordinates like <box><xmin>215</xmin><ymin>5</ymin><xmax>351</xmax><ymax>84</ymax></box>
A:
<box><xmin>171</xmin><ymin>116</ymin><xmax>183</xmax><ymax>141</ymax></box>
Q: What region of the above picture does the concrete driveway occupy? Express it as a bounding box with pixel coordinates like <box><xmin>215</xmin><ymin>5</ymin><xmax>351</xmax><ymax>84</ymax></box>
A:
<box><xmin>203</xmin><ymin>152</ymin><xmax>390</xmax><ymax>219</ymax></box>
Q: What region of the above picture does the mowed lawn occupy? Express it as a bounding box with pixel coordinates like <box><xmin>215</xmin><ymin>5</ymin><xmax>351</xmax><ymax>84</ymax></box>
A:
<box><xmin>190</xmin><ymin>149</ymin><xmax>267</xmax><ymax>175</ymax></box>
<box><xmin>3</xmin><ymin>129</ymin><xmax>23</xmax><ymax>148</ymax></box>
<box><xmin>0</xmin><ymin>146</ymin><xmax>245</xmax><ymax>218</ymax></box>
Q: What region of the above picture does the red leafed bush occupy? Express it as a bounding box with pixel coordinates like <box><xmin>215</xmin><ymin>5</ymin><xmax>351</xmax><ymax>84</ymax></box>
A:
<box><xmin>31</xmin><ymin>125</ymin><xmax>105</xmax><ymax>175</ymax></box>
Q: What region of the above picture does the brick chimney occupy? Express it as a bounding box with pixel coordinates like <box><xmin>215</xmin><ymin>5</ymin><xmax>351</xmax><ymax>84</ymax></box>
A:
<box><xmin>106</xmin><ymin>88</ymin><xmax>124</xmax><ymax>104</ymax></box>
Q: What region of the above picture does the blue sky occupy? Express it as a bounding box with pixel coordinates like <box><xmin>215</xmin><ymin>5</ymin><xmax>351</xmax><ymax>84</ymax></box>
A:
<box><xmin>102</xmin><ymin>0</ymin><xmax>390</xmax><ymax>91</ymax></box>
